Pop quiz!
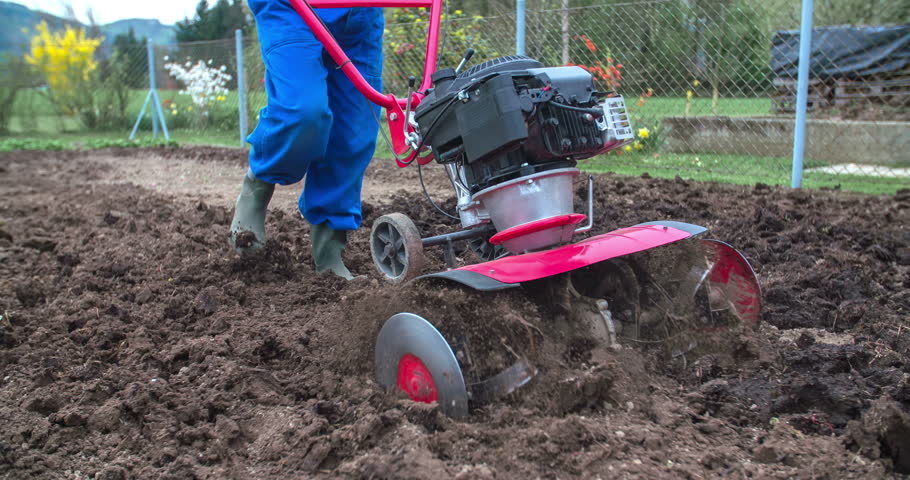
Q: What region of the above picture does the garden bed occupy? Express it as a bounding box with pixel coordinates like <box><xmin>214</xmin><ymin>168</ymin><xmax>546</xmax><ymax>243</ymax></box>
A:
<box><xmin>0</xmin><ymin>147</ymin><xmax>908</xmax><ymax>478</ymax></box>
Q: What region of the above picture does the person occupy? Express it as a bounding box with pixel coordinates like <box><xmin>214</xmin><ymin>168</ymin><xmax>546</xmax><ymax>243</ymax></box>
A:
<box><xmin>230</xmin><ymin>1</ymin><xmax>384</xmax><ymax>280</ymax></box>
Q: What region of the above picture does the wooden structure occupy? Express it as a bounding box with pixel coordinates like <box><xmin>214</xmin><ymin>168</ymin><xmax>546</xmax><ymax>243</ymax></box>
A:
<box><xmin>834</xmin><ymin>75</ymin><xmax>910</xmax><ymax>107</ymax></box>
<box><xmin>771</xmin><ymin>77</ymin><xmax>832</xmax><ymax>113</ymax></box>
<box><xmin>772</xmin><ymin>74</ymin><xmax>910</xmax><ymax>113</ymax></box>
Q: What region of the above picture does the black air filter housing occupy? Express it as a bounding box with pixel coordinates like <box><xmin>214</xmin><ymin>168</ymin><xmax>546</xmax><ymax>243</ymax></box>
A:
<box><xmin>415</xmin><ymin>56</ymin><xmax>608</xmax><ymax>192</ymax></box>
<box><xmin>416</xmin><ymin>56</ymin><xmax>542</xmax><ymax>164</ymax></box>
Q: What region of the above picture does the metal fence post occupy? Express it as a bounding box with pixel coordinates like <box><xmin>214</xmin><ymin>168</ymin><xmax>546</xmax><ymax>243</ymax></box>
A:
<box><xmin>148</xmin><ymin>41</ymin><xmax>158</xmax><ymax>138</ymax></box>
<box><xmin>516</xmin><ymin>0</ymin><xmax>526</xmax><ymax>55</ymax></box>
<box><xmin>791</xmin><ymin>0</ymin><xmax>814</xmax><ymax>188</ymax></box>
<box><xmin>236</xmin><ymin>29</ymin><xmax>248</xmax><ymax>148</ymax></box>
<box><xmin>560</xmin><ymin>0</ymin><xmax>570</xmax><ymax>65</ymax></box>
<box><xmin>130</xmin><ymin>40</ymin><xmax>170</xmax><ymax>141</ymax></box>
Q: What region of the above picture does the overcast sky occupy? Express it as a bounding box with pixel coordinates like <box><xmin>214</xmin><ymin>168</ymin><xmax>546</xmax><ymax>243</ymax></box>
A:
<box><xmin>13</xmin><ymin>0</ymin><xmax>194</xmax><ymax>25</ymax></box>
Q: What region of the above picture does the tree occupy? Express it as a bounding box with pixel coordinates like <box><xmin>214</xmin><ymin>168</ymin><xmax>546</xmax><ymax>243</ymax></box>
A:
<box><xmin>176</xmin><ymin>0</ymin><xmax>208</xmax><ymax>42</ymax></box>
<box><xmin>176</xmin><ymin>0</ymin><xmax>249</xmax><ymax>42</ymax></box>
<box><xmin>110</xmin><ymin>28</ymin><xmax>147</xmax><ymax>88</ymax></box>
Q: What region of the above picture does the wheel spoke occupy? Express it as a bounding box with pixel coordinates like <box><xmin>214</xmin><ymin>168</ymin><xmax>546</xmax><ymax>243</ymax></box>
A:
<box><xmin>391</xmin><ymin>255</ymin><xmax>403</xmax><ymax>276</ymax></box>
<box><xmin>396</xmin><ymin>250</ymin><xmax>408</xmax><ymax>268</ymax></box>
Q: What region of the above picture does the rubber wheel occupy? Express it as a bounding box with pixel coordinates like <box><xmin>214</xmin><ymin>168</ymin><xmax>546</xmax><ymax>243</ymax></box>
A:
<box><xmin>370</xmin><ymin>213</ymin><xmax>426</xmax><ymax>284</ymax></box>
<box><xmin>375</xmin><ymin>313</ymin><xmax>469</xmax><ymax>418</ymax></box>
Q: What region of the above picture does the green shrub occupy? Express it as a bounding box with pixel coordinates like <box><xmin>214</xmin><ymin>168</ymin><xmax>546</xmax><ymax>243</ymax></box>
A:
<box><xmin>384</xmin><ymin>8</ymin><xmax>501</xmax><ymax>94</ymax></box>
<box><xmin>0</xmin><ymin>55</ymin><xmax>36</xmax><ymax>134</ymax></box>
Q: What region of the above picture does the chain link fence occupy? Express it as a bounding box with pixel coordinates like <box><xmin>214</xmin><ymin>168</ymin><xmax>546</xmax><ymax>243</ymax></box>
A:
<box><xmin>4</xmin><ymin>1</ymin><xmax>908</xmax><ymax>191</ymax></box>
<box><xmin>152</xmin><ymin>38</ymin><xmax>244</xmax><ymax>142</ymax></box>
<box><xmin>380</xmin><ymin>1</ymin><xmax>909</xmax><ymax>190</ymax></box>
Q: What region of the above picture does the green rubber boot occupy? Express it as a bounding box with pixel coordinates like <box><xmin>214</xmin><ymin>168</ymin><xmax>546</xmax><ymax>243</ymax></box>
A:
<box><xmin>229</xmin><ymin>169</ymin><xmax>275</xmax><ymax>254</ymax></box>
<box><xmin>310</xmin><ymin>222</ymin><xmax>354</xmax><ymax>280</ymax></box>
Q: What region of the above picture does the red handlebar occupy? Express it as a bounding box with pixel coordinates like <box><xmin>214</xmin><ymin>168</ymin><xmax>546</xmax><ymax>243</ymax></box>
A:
<box><xmin>287</xmin><ymin>0</ymin><xmax>441</xmax><ymax>107</ymax></box>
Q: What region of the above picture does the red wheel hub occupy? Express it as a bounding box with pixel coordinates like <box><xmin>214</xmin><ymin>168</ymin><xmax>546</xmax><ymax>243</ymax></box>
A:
<box><xmin>396</xmin><ymin>354</ymin><xmax>438</xmax><ymax>403</ymax></box>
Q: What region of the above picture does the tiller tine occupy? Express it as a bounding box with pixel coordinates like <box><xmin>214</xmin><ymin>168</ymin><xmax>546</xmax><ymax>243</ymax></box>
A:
<box><xmin>699</xmin><ymin>239</ymin><xmax>762</xmax><ymax>330</ymax></box>
<box><xmin>375</xmin><ymin>313</ymin><xmax>469</xmax><ymax>418</ymax></box>
<box><xmin>375</xmin><ymin>313</ymin><xmax>536</xmax><ymax>417</ymax></box>
<box><xmin>651</xmin><ymin>239</ymin><xmax>761</xmax><ymax>335</ymax></box>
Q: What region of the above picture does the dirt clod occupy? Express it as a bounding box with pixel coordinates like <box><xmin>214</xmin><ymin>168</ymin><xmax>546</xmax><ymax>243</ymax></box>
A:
<box><xmin>234</xmin><ymin>230</ymin><xmax>257</xmax><ymax>249</ymax></box>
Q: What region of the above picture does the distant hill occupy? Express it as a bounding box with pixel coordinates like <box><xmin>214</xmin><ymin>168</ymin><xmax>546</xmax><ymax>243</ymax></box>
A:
<box><xmin>100</xmin><ymin>18</ymin><xmax>177</xmax><ymax>50</ymax></box>
<box><xmin>0</xmin><ymin>1</ymin><xmax>176</xmax><ymax>56</ymax></box>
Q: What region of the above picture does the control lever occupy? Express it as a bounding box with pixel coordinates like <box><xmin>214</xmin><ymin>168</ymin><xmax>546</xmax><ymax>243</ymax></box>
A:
<box><xmin>454</xmin><ymin>48</ymin><xmax>475</xmax><ymax>75</ymax></box>
<box><xmin>404</xmin><ymin>75</ymin><xmax>416</xmax><ymax>144</ymax></box>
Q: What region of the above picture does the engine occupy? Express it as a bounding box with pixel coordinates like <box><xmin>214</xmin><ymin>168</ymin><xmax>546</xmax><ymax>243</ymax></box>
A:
<box><xmin>413</xmin><ymin>55</ymin><xmax>633</xmax><ymax>253</ymax></box>
<box><xmin>415</xmin><ymin>56</ymin><xmax>632</xmax><ymax>193</ymax></box>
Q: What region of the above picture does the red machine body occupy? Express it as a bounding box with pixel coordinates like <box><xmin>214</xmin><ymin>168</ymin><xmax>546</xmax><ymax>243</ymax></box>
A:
<box><xmin>463</xmin><ymin>223</ymin><xmax>693</xmax><ymax>284</ymax></box>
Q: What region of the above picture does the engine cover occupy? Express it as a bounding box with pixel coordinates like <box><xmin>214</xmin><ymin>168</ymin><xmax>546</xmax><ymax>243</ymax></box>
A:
<box><xmin>415</xmin><ymin>55</ymin><xmax>631</xmax><ymax>193</ymax></box>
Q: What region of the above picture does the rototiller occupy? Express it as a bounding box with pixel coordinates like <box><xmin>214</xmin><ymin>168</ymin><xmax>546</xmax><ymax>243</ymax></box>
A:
<box><xmin>292</xmin><ymin>0</ymin><xmax>761</xmax><ymax>417</ymax></box>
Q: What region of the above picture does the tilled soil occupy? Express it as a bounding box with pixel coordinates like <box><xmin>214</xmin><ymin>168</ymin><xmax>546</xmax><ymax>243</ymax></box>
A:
<box><xmin>0</xmin><ymin>146</ymin><xmax>908</xmax><ymax>479</ymax></box>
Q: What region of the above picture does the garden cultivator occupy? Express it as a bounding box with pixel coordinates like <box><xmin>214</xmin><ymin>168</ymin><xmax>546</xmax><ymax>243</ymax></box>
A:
<box><xmin>293</xmin><ymin>0</ymin><xmax>761</xmax><ymax>418</ymax></box>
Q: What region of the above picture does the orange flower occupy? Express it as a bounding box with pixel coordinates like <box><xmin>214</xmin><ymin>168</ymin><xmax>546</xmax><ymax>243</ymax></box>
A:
<box><xmin>573</xmin><ymin>37</ymin><xmax>625</xmax><ymax>90</ymax></box>
<box><xmin>574</xmin><ymin>34</ymin><xmax>598</xmax><ymax>53</ymax></box>
<box><xmin>609</xmin><ymin>65</ymin><xmax>622</xmax><ymax>81</ymax></box>
<box><xmin>584</xmin><ymin>38</ymin><xmax>597</xmax><ymax>53</ymax></box>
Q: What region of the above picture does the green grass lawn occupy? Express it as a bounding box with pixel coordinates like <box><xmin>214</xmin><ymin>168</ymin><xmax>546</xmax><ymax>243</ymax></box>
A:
<box><xmin>580</xmin><ymin>152</ymin><xmax>907</xmax><ymax>195</ymax></box>
<box><xmin>6</xmin><ymin>91</ymin><xmax>905</xmax><ymax>195</ymax></box>
<box><xmin>3</xmin><ymin>131</ymin><xmax>903</xmax><ymax>195</ymax></box>
<box><xmin>374</xmin><ymin>135</ymin><xmax>906</xmax><ymax>195</ymax></box>
<box><xmin>0</xmin><ymin>135</ymin><xmax>178</xmax><ymax>152</ymax></box>
<box><xmin>632</xmin><ymin>96</ymin><xmax>773</xmax><ymax>120</ymax></box>
<box><xmin>10</xmin><ymin>90</ymin><xmax>769</xmax><ymax>133</ymax></box>
<box><xmin>7</xmin><ymin>88</ymin><xmax>245</xmax><ymax>146</ymax></box>
<box><xmin>9</xmin><ymin>88</ymin><xmax>249</xmax><ymax>135</ymax></box>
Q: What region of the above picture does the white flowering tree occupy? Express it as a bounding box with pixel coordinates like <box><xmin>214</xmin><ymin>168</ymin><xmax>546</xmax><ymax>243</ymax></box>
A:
<box><xmin>163</xmin><ymin>58</ymin><xmax>232</xmax><ymax>127</ymax></box>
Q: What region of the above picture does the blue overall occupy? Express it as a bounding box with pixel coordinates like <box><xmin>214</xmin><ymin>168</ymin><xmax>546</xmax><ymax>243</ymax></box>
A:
<box><xmin>247</xmin><ymin>1</ymin><xmax>384</xmax><ymax>231</ymax></box>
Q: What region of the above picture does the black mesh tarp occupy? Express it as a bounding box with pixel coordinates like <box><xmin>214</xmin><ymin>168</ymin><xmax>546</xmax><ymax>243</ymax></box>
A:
<box><xmin>771</xmin><ymin>25</ymin><xmax>910</xmax><ymax>79</ymax></box>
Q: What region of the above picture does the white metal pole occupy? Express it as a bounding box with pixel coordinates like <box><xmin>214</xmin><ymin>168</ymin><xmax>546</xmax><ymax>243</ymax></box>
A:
<box><xmin>561</xmin><ymin>0</ymin><xmax>570</xmax><ymax>65</ymax></box>
<box><xmin>236</xmin><ymin>29</ymin><xmax>248</xmax><ymax>147</ymax></box>
<box><xmin>516</xmin><ymin>0</ymin><xmax>526</xmax><ymax>55</ymax></box>
<box><xmin>791</xmin><ymin>0</ymin><xmax>814</xmax><ymax>188</ymax></box>
<box><xmin>148</xmin><ymin>40</ymin><xmax>158</xmax><ymax>138</ymax></box>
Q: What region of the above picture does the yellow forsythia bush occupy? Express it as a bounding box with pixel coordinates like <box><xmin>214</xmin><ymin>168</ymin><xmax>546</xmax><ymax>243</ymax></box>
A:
<box><xmin>25</xmin><ymin>21</ymin><xmax>103</xmax><ymax>126</ymax></box>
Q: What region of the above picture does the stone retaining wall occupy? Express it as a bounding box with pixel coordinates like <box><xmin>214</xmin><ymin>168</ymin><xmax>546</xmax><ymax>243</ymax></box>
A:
<box><xmin>661</xmin><ymin>116</ymin><xmax>909</xmax><ymax>166</ymax></box>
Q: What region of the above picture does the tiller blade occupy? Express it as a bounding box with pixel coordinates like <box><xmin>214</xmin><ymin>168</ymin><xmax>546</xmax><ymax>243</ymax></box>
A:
<box><xmin>699</xmin><ymin>239</ymin><xmax>761</xmax><ymax>329</ymax></box>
